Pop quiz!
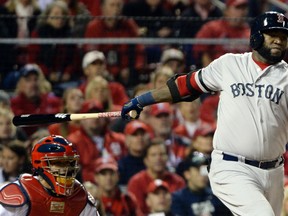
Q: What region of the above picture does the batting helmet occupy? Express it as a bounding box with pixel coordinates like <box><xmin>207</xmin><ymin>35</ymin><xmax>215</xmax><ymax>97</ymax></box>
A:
<box><xmin>31</xmin><ymin>135</ymin><xmax>80</xmax><ymax>196</ymax></box>
<box><xmin>250</xmin><ymin>11</ymin><xmax>288</xmax><ymax>50</ymax></box>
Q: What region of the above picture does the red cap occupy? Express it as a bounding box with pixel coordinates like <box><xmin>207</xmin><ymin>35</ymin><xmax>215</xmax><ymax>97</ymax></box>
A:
<box><xmin>124</xmin><ymin>120</ymin><xmax>150</xmax><ymax>135</ymax></box>
<box><xmin>147</xmin><ymin>179</ymin><xmax>170</xmax><ymax>193</ymax></box>
<box><xmin>193</xmin><ymin>123</ymin><xmax>216</xmax><ymax>139</ymax></box>
<box><xmin>226</xmin><ymin>0</ymin><xmax>248</xmax><ymax>7</ymax></box>
<box><xmin>150</xmin><ymin>103</ymin><xmax>172</xmax><ymax>117</ymax></box>
<box><xmin>94</xmin><ymin>157</ymin><xmax>118</xmax><ymax>173</ymax></box>
<box><xmin>81</xmin><ymin>99</ymin><xmax>104</xmax><ymax>113</ymax></box>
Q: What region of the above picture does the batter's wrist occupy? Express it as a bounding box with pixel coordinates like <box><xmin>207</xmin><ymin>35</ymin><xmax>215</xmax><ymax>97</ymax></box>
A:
<box><xmin>136</xmin><ymin>92</ymin><xmax>155</xmax><ymax>107</ymax></box>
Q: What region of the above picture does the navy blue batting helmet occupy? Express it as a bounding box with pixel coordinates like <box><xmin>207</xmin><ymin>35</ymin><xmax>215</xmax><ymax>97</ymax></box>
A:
<box><xmin>250</xmin><ymin>11</ymin><xmax>288</xmax><ymax>50</ymax></box>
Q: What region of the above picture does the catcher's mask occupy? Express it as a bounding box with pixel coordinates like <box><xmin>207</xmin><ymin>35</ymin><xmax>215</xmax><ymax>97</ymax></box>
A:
<box><xmin>250</xmin><ymin>11</ymin><xmax>288</xmax><ymax>50</ymax></box>
<box><xmin>31</xmin><ymin>135</ymin><xmax>80</xmax><ymax>196</ymax></box>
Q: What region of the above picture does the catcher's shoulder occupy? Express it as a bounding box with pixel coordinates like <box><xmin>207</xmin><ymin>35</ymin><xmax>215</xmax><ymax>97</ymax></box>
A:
<box><xmin>0</xmin><ymin>180</ymin><xmax>28</xmax><ymax>207</ymax></box>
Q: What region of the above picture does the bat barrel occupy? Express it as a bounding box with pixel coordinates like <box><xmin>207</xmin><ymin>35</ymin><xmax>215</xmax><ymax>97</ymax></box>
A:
<box><xmin>12</xmin><ymin>114</ymin><xmax>71</xmax><ymax>127</ymax></box>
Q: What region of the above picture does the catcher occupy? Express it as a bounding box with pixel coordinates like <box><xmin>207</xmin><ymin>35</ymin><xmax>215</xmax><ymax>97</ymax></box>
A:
<box><xmin>0</xmin><ymin>135</ymin><xmax>99</xmax><ymax>216</ymax></box>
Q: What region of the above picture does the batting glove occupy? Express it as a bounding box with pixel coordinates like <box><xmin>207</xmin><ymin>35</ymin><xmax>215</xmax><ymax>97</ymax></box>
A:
<box><xmin>121</xmin><ymin>98</ymin><xmax>143</xmax><ymax>120</ymax></box>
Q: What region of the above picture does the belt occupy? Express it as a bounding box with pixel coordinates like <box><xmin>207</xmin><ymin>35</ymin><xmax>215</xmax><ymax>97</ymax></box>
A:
<box><xmin>222</xmin><ymin>152</ymin><xmax>284</xmax><ymax>170</ymax></box>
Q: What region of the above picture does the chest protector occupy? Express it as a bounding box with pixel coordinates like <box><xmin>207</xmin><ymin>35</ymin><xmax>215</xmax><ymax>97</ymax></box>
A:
<box><xmin>20</xmin><ymin>174</ymin><xmax>87</xmax><ymax>216</ymax></box>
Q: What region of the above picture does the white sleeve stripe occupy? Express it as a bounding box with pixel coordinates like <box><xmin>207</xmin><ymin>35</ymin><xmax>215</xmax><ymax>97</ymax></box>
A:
<box><xmin>195</xmin><ymin>71</ymin><xmax>210</xmax><ymax>93</ymax></box>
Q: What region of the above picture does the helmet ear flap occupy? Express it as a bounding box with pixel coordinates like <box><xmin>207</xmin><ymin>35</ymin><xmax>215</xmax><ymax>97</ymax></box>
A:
<box><xmin>250</xmin><ymin>31</ymin><xmax>264</xmax><ymax>50</ymax></box>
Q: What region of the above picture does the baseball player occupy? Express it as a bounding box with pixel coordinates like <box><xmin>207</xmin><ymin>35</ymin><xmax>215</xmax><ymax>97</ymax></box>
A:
<box><xmin>121</xmin><ymin>11</ymin><xmax>288</xmax><ymax>216</ymax></box>
<box><xmin>0</xmin><ymin>135</ymin><xmax>100</xmax><ymax>216</ymax></box>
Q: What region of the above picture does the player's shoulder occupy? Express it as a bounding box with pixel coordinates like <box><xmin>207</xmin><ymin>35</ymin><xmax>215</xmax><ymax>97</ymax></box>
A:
<box><xmin>218</xmin><ymin>52</ymin><xmax>251</xmax><ymax>61</ymax></box>
<box><xmin>279</xmin><ymin>60</ymin><xmax>288</xmax><ymax>69</ymax></box>
<box><xmin>211</xmin><ymin>52</ymin><xmax>251</xmax><ymax>67</ymax></box>
<box><xmin>75</xmin><ymin>180</ymin><xmax>97</xmax><ymax>207</ymax></box>
<box><xmin>0</xmin><ymin>180</ymin><xmax>28</xmax><ymax>207</ymax></box>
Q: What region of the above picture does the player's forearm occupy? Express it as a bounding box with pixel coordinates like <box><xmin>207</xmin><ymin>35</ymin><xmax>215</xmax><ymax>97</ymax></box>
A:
<box><xmin>137</xmin><ymin>85</ymin><xmax>173</xmax><ymax>107</ymax></box>
<box><xmin>151</xmin><ymin>85</ymin><xmax>173</xmax><ymax>103</ymax></box>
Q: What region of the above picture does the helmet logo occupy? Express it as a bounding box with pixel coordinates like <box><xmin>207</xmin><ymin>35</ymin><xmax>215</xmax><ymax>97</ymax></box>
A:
<box><xmin>277</xmin><ymin>13</ymin><xmax>284</xmax><ymax>24</ymax></box>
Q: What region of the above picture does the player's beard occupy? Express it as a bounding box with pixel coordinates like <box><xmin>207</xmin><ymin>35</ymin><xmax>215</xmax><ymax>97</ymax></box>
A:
<box><xmin>257</xmin><ymin>44</ymin><xmax>286</xmax><ymax>64</ymax></box>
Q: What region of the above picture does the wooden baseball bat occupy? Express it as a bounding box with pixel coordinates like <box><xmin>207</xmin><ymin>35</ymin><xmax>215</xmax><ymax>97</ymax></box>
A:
<box><xmin>12</xmin><ymin>111</ymin><xmax>137</xmax><ymax>127</ymax></box>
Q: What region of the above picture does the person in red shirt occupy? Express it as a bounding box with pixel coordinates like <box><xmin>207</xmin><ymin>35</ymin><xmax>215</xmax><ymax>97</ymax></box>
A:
<box><xmin>193</xmin><ymin>0</ymin><xmax>250</xmax><ymax>67</ymax></box>
<box><xmin>127</xmin><ymin>138</ymin><xmax>185</xmax><ymax>214</ymax></box>
<box><xmin>84</xmin><ymin>0</ymin><xmax>145</xmax><ymax>85</ymax></box>
<box><xmin>174</xmin><ymin>99</ymin><xmax>216</xmax><ymax>141</ymax></box>
<box><xmin>10</xmin><ymin>64</ymin><xmax>61</xmax><ymax>136</ymax></box>
<box><xmin>93</xmin><ymin>156</ymin><xmax>142</xmax><ymax>216</ymax></box>
<box><xmin>85</xmin><ymin>76</ymin><xmax>122</xmax><ymax>112</ymax></box>
<box><xmin>48</xmin><ymin>88</ymin><xmax>84</xmax><ymax>136</ymax></box>
<box><xmin>67</xmin><ymin>100</ymin><xmax>127</xmax><ymax>182</ymax></box>
<box><xmin>79</xmin><ymin>50</ymin><xmax>129</xmax><ymax>106</ymax></box>
<box><xmin>28</xmin><ymin>1</ymin><xmax>81</xmax><ymax>83</ymax></box>
<box><xmin>147</xmin><ymin>103</ymin><xmax>188</xmax><ymax>169</ymax></box>
<box><xmin>146</xmin><ymin>179</ymin><xmax>174</xmax><ymax>216</ymax></box>
<box><xmin>118</xmin><ymin>120</ymin><xmax>151</xmax><ymax>186</ymax></box>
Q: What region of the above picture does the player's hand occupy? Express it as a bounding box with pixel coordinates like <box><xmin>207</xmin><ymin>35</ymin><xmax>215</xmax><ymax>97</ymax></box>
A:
<box><xmin>121</xmin><ymin>98</ymin><xmax>143</xmax><ymax>120</ymax></box>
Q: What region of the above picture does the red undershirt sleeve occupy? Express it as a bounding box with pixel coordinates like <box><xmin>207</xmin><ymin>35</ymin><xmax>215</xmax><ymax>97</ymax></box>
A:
<box><xmin>176</xmin><ymin>72</ymin><xmax>203</xmax><ymax>97</ymax></box>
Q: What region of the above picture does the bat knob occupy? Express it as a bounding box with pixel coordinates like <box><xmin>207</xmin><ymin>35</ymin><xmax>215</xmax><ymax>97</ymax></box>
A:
<box><xmin>129</xmin><ymin>110</ymin><xmax>138</xmax><ymax>119</ymax></box>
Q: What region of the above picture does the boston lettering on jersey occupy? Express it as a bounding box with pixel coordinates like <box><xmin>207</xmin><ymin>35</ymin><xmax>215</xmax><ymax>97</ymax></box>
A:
<box><xmin>230</xmin><ymin>83</ymin><xmax>284</xmax><ymax>104</ymax></box>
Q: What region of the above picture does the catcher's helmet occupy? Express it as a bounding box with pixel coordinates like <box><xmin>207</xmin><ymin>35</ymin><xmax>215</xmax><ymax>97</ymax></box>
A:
<box><xmin>250</xmin><ymin>11</ymin><xmax>288</xmax><ymax>50</ymax></box>
<box><xmin>31</xmin><ymin>135</ymin><xmax>79</xmax><ymax>196</ymax></box>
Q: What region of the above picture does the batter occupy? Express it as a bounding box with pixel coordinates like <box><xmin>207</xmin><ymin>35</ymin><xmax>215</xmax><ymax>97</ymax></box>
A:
<box><xmin>121</xmin><ymin>11</ymin><xmax>288</xmax><ymax>216</ymax></box>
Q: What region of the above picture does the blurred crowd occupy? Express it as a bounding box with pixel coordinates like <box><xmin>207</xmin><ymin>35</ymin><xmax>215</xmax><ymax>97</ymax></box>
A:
<box><xmin>0</xmin><ymin>0</ymin><xmax>288</xmax><ymax>215</ymax></box>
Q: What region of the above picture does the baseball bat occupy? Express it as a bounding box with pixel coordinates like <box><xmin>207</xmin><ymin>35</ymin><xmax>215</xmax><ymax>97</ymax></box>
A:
<box><xmin>12</xmin><ymin>110</ymin><xmax>137</xmax><ymax>127</ymax></box>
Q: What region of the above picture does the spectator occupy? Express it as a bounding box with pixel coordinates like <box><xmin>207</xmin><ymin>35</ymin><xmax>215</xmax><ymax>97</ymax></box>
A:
<box><xmin>174</xmin><ymin>100</ymin><xmax>214</xmax><ymax>140</ymax></box>
<box><xmin>174</xmin><ymin>0</ymin><xmax>223</xmax><ymax>38</ymax></box>
<box><xmin>38</xmin><ymin>0</ymin><xmax>53</xmax><ymax>11</ymax></box>
<box><xmin>85</xmin><ymin>76</ymin><xmax>121</xmax><ymax>111</ymax></box>
<box><xmin>4</xmin><ymin>0</ymin><xmax>41</xmax><ymax>37</ymax></box>
<box><xmin>0</xmin><ymin>135</ymin><xmax>100</xmax><ymax>215</ymax></box>
<box><xmin>93</xmin><ymin>156</ymin><xmax>142</xmax><ymax>216</ymax></box>
<box><xmin>79</xmin><ymin>50</ymin><xmax>129</xmax><ymax>106</ymax></box>
<box><xmin>150</xmin><ymin>66</ymin><xmax>174</xmax><ymax>89</ymax></box>
<box><xmin>123</xmin><ymin>0</ymin><xmax>174</xmax><ymax>38</ymax></box>
<box><xmin>164</xmin><ymin>0</ymin><xmax>189</xmax><ymax>17</ymax></box>
<box><xmin>0</xmin><ymin>140</ymin><xmax>31</xmax><ymax>186</ymax></box>
<box><xmin>48</xmin><ymin>87</ymin><xmax>84</xmax><ymax>136</ymax></box>
<box><xmin>193</xmin><ymin>0</ymin><xmax>250</xmax><ymax>67</ymax></box>
<box><xmin>122</xmin><ymin>0</ymin><xmax>174</xmax><ymax>64</ymax></box>
<box><xmin>67</xmin><ymin>99</ymin><xmax>127</xmax><ymax>182</ymax></box>
<box><xmin>28</xmin><ymin>0</ymin><xmax>81</xmax><ymax>83</ymax></box>
<box><xmin>10</xmin><ymin>64</ymin><xmax>61</xmax><ymax>136</ymax></box>
<box><xmin>4</xmin><ymin>0</ymin><xmax>41</xmax><ymax>68</ymax></box>
<box><xmin>78</xmin><ymin>0</ymin><xmax>101</xmax><ymax>16</ymax></box>
<box><xmin>61</xmin><ymin>0</ymin><xmax>91</xmax><ymax>37</ymax></box>
<box><xmin>127</xmin><ymin>138</ymin><xmax>185</xmax><ymax>214</ymax></box>
<box><xmin>171</xmin><ymin>151</ymin><xmax>232</xmax><ymax>215</ymax></box>
<box><xmin>118</xmin><ymin>120</ymin><xmax>151</xmax><ymax>186</ymax></box>
<box><xmin>199</xmin><ymin>93</ymin><xmax>219</xmax><ymax>124</ymax></box>
<box><xmin>146</xmin><ymin>179</ymin><xmax>174</xmax><ymax>216</ymax></box>
<box><xmin>84</xmin><ymin>0</ymin><xmax>146</xmax><ymax>86</ymax></box>
<box><xmin>0</xmin><ymin>5</ymin><xmax>17</xmax><ymax>81</ymax></box>
<box><xmin>148</xmin><ymin>103</ymin><xmax>188</xmax><ymax>169</ymax></box>
<box><xmin>176</xmin><ymin>123</ymin><xmax>215</xmax><ymax>178</ymax></box>
<box><xmin>160</xmin><ymin>48</ymin><xmax>186</xmax><ymax>74</ymax></box>
<box><xmin>0</xmin><ymin>108</ymin><xmax>27</xmax><ymax>144</ymax></box>
<box><xmin>188</xmin><ymin>125</ymin><xmax>215</xmax><ymax>156</ymax></box>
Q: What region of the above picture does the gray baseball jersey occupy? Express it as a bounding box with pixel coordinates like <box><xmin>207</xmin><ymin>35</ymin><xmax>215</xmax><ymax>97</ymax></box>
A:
<box><xmin>193</xmin><ymin>52</ymin><xmax>288</xmax><ymax>161</ymax></box>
